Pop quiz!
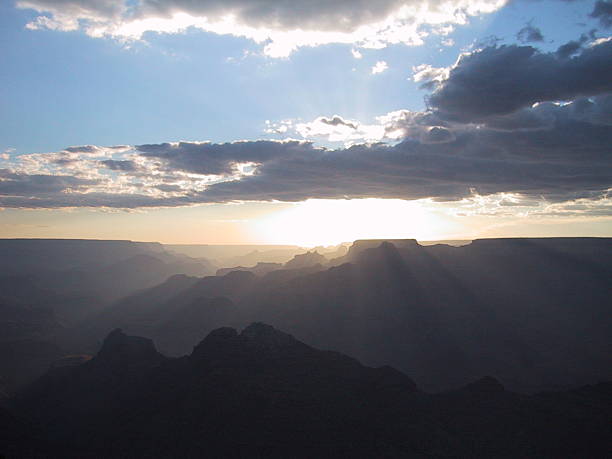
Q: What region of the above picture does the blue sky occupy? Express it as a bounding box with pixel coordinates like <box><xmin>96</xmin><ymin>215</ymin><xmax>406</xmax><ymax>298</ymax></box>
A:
<box><xmin>1</xmin><ymin>0</ymin><xmax>611</xmax><ymax>244</ymax></box>
<box><xmin>0</xmin><ymin>0</ymin><xmax>596</xmax><ymax>153</ymax></box>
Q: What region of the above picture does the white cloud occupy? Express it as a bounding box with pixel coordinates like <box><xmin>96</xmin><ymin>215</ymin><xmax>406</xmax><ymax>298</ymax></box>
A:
<box><xmin>264</xmin><ymin>119</ymin><xmax>293</xmax><ymax>135</ymax></box>
<box><xmin>590</xmin><ymin>36</ymin><xmax>612</xmax><ymax>47</ymax></box>
<box><xmin>412</xmin><ymin>63</ymin><xmax>449</xmax><ymax>86</ymax></box>
<box><xmin>266</xmin><ymin>113</ymin><xmax>419</xmax><ymax>145</ymax></box>
<box><xmin>1</xmin><ymin>148</ymin><xmax>16</xmax><ymax>160</ymax></box>
<box><xmin>371</xmin><ymin>60</ymin><xmax>389</xmax><ymax>74</ymax></box>
<box><xmin>351</xmin><ymin>48</ymin><xmax>363</xmax><ymax>59</ymax></box>
<box><xmin>266</xmin><ymin>109</ymin><xmax>461</xmax><ymax>146</ymax></box>
<box><xmin>16</xmin><ymin>0</ymin><xmax>507</xmax><ymax>56</ymax></box>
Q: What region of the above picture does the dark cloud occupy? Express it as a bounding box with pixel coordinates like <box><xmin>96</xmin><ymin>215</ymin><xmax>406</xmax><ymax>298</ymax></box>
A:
<box><xmin>195</xmin><ymin>118</ymin><xmax>611</xmax><ymax>204</ymax></box>
<box><xmin>0</xmin><ymin>169</ymin><xmax>98</xmax><ymax>195</ymax></box>
<box><xmin>555</xmin><ymin>34</ymin><xmax>588</xmax><ymax>59</ymax></box>
<box><xmin>2</xmin><ymin>93</ymin><xmax>610</xmax><ymax>210</ymax></box>
<box><xmin>138</xmin><ymin>140</ymin><xmax>315</xmax><ymax>176</ymax></box>
<box><xmin>17</xmin><ymin>0</ymin><xmax>124</xmax><ymax>20</ymax></box>
<box><xmin>568</xmin><ymin>93</ymin><xmax>612</xmax><ymax>125</ymax></box>
<box><xmin>132</xmin><ymin>97</ymin><xmax>610</xmax><ymax>206</ymax></box>
<box><xmin>100</xmin><ymin>159</ymin><xmax>138</xmax><ymax>171</ymax></box>
<box><xmin>479</xmin><ymin>94</ymin><xmax>612</xmax><ymax>131</ymax></box>
<box><xmin>590</xmin><ymin>0</ymin><xmax>612</xmax><ymax>28</ymax></box>
<box><xmin>516</xmin><ymin>23</ymin><xmax>544</xmax><ymax>43</ymax></box>
<box><xmin>422</xmin><ymin>126</ymin><xmax>455</xmax><ymax>143</ymax></box>
<box><xmin>17</xmin><ymin>0</ymin><xmax>506</xmax><ymax>55</ymax></box>
<box><xmin>138</xmin><ymin>0</ymin><xmax>407</xmax><ymax>33</ymax></box>
<box><xmin>320</xmin><ymin>116</ymin><xmax>358</xmax><ymax>130</ymax></box>
<box><xmin>427</xmin><ymin>39</ymin><xmax>612</xmax><ymax>122</ymax></box>
<box><xmin>0</xmin><ymin>192</ymin><xmax>192</xmax><ymax>209</ymax></box>
<box><xmin>51</xmin><ymin>158</ymin><xmax>80</xmax><ymax>166</ymax></box>
<box><xmin>63</xmin><ymin>145</ymin><xmax>103</xmax><ymax>154</ymax></box>
<box><xmin>155</xmin><ymin>184</ymin><xmax>183</xmax><ymax>193</ymax></box>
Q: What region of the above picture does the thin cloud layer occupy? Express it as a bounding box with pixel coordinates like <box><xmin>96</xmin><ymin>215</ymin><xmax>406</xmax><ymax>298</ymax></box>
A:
<box><xmin>17</xmin><ymin>0</ymin><xmax>507</xmax><ymax>56</ymax></box>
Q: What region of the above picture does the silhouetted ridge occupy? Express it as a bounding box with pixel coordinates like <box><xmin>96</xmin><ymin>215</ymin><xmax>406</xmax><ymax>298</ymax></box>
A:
<box><xmin>97</xmin><ymin>328</ymin><xmax>163</xmax><ymax>366</ymax></box>
<box><xmin>369</xmin><ymin>365</ymin><xmax>418</xmax><ymax>392</ymax></box>
<box><xmin>218</xmin><ymin>269</ymin><xmax>256</xmax><ymax>282</ymax></box>
<box><xmin>240</xmin><ymin>322</ymin><xmax>299</xmax><ymax>348</ymax></box>
<box><xmin>9</xmin><ymin>324</ymin><xmax>612</xmax><ymax>458</ymax></box>
<box><xmin>284</xmin><ymin>251</ymin><xmax>326</xmax><ymax>269</ymax></box>
<box><xmin>358</xmin><ymin>241</ymin><xmax>404</xmax><ymax>261</ymax></box>
<box><xmin>347</xmin><ymin>238</ymin><xmax>419</xmax><ymax>258</ymax></box>
<box><xmin>191</xmin><ymin>323</ymin><xmax>311</xmax><ymax>363</ymax></box>
<box><xmin>160</xmin><ymin>273</ymin><xmax>196</xmax><ymax>285</ymax></box>
<box><xmin>193</xmin><ymin>326</ymin><xmax>238</xmax><ymax>350</ymax></box>
<box><xmin>460</xmin><ymin>376</ymin><xmax>506</xmax><ymax>395</ymax></box>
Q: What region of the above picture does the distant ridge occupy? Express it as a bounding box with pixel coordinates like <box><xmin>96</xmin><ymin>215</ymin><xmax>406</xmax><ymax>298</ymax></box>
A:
<box><xmin>75</xmin><ymin>236</ymin><xmax>612</xmax><ymax>392</ymax></box>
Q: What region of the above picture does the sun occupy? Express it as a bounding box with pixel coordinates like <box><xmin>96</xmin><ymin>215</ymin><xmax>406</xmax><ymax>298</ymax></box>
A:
<box><xmin>254</xmin><ymin>198</ymin><xmax>447</xmax><ymax>247</ymax></box>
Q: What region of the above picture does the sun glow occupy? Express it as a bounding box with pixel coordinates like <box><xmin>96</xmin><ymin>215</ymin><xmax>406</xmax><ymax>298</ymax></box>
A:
<box><xmin>255</xmin><ymin>198</ymin><xmax>447</xmax><ymax>247</ymax></box>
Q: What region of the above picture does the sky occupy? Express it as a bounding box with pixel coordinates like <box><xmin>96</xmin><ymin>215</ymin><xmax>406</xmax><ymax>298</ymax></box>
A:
<box><xmin>1</xmin><ymin>0</ymin><xmax>611</xmax><ymax>245</ymax></box>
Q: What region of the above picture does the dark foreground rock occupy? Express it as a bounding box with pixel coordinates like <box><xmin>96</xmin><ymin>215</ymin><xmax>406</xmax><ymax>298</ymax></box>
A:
<box><xmin>4</xmin><ymin>324</ymin><xmax>612</xmax><ymax>458</ymax></box>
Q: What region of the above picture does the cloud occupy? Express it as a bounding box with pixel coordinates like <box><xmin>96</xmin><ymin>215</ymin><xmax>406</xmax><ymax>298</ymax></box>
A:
<box><xmin>423</xmin><ymin>126</ymin><xmax>455</xmax><ymax>143</ymax></box>
<box><xmin>424</xmin><ymin>38</ymin><xmax>612</xmax><ymax>122</ymax></box>
<box><xmin>351</xmin><ymin>49</ymin><xmax>363</xmax><ymax>59</ymax></box>
<box><xmin>319</xmin><ymin>116</ymin><xmax>359</xmax><ymax>130</ymax></box>
<box><xmin>591</xmin><ymin>0</ymin><xmax>612</xmax><ymax>28</ymax></box>
<box><xmin>196</xmin><ymin>106</ymin><xmax>612</xmax><ymax>205</ymax></box>
<box><xmin>3</xmin><ymin>92</ymin><xmax>610</xmax><ymax>212</ymax></box>
<box><xmin>371</xmin><ymin>61</ymin><xmax>389</xmax><ymax>74</ymax></box>
<box><xmin>100</xmin><ymin>159</ymin><xmax>138</xmax><ymax>171</ymax></box>
<box><xmin>1</xmin><ymin>148</ymin><xmax>16</xmax><ymax>160</ymax></box>
<box><xmin>18</xmin><ymin>0</ymin><xmax>125</xmax><ymax>31</ymax></box>
<box><xmin>516</xmin><ymin>23</ymin><xmax>544</xmax><ymax>43</ymax></box>
<box><xmin>412</xmin><ymin>64</ymin><xmax>449</xmax><ymax>89</ymax></box>
<box><xmin>267</xmin><ymin>114</ymin><xmax>405</xmax><ymax>144</ymax></box>
<box><xmin>267</xmin><ymin>111</ymin><xmax>451</xmax><ymax>145</ymax></box>
<box><xmin>16</xmin><ymin>0</ymin><xmax>507</xmax><ymax>56</ymax></box>
<box><xmin>2</xmin><ymin>29</ymin><xmax>610</xmax><ymax>214</ymax></box>
<box><xmin>555</xmin><ymin>34</ymin><xmax>588</xmax><ymax>59</ymax></box>
<box><xmin>450</xmin><ymin>191</ymin><xmax>612</xmax><ymax>218</ymax></box>
<box><xmin>64</xmin><ymin>145</ymin><xmax>106</xmax><ymax>154</ymax></box>
<box><xmin>137</xmin><ymin>140</ymin><xmax>306</xmax><ymax>175</ymax></box>
<box><xmin>0</xmin><ymin>169</ymin><xmax>99</xmax><ymax>195</ymax></box>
